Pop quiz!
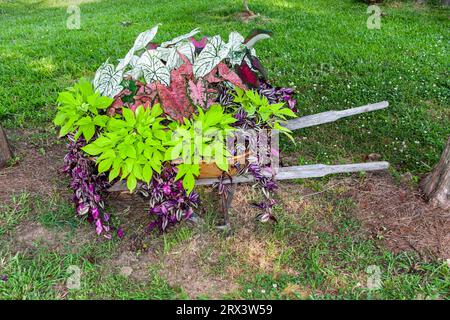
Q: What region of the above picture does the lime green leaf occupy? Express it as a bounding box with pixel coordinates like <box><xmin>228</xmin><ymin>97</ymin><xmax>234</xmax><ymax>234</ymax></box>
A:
<box><xmin>93</xmin><ymin>115</ymin><xmax>110</xmax><ymax>127</ymax></box>
<box><xmin>122</xmin><ymin>108</ymin><xmax>136</xmax><ymax>126</ymax></box>
<box><xmin>132</xmin><ymin>163</ymin><xmax>143</xmax><ymax>180</ymax></box>
<box><xmin>109</xmin><ymin>165</ymin><xmax>121</xmax><ymax>181</ymax></box>
<box><xmin>53</xmin><ymin>112</ymin><xmax>66</xmax><ymax>126</ymax></box>
<box><xmin>182</xmin><ymin>172</ymin><xmax>195</xmax><ymax>194</ymax></box>
<box><xmin>57</xmin><ymin>92</ymin><xmax>77</xmax><ymax>106</ymax></box>
<box><xmin>82</xmin><ymin>143</ymin><xmax>102</xmax><ymax>155</ymax></box>
<box><xmin>98</xmin><ymin>158</ymin><xmax>113</xmax><ymax>173</ymax></box>
<box><xmin>76</xmin><ymin>116</ymin><xmax>92</xmax><ymax>126</ymax></box>
<box><xmin>119</xmin><ymin>144</ymin><xmax>136</xmax><ymax>159</ymax></box>
<box><xmin>77</xmin><ymin>78</ymin><xmax>95</xmax><ymax>99</ymax></box>
<box><xmin>215</xmin><ymin>155</ymin><xmax>229</xmax><ymax>172</ymax></box>
<box><xmin>127</xmin><ymin>173</ymin><xmax>137</xmax><ymax>192</ymax></box>
<box><xmin>142</xmin><ymin>163</ymin><xmax>153</xmax><ymax>184</ymax></box>
<box><xmin>81</xmin><ymin>123</ymin><xmax>96</xmax><ymax>141</ymax></box>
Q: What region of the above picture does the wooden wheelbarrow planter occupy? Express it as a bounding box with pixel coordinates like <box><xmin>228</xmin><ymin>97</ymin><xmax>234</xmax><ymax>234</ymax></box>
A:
<box><xmin>108</xmin><ymin>101</ymin><xmax>390</xmax><ymax>230</ymax></box>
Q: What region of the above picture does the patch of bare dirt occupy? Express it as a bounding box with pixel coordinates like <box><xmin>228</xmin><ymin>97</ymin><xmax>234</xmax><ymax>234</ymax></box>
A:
<box><xmin>105</xmin><ymin>234</ymin><xmax>239</xmax><ymax>299</ymax></box>
<box><xmin>162</xmin><ymin>234</ymin><xmax>239</xmax><ymax>299</ymax></box>
<box><xmin>235</xmin><ymin>11</ymin><xmax>260</xmax><ymax>23</ymax></box>
<box><xmin>0</xmin><ymin>129</ymin><xmax>66</xmax><ymax>203</ymax></box>
<box><xmin>346</xmin><ymin>172</ymin><xmax>450</xmax><ymax>260</ymax></box>
<box><xmin>14</xmin><ymin>221</ymin><xmax>65</xmax><ymax>251</ymax></box>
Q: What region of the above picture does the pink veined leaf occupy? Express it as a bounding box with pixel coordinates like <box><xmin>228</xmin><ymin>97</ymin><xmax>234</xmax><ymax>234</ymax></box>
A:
<box><xmin>108</xmin><ymin>97</ymin><xmax>124</xmax><ymax>116</ymax></box>
<box><xmin>157</xmin><ymin>69</ymin><xmax>194</xmax><ymax>123</ymax></box>
<box><xmin>204</xmin><ymin>67</ymin><xmax>222</xmax><ymax>83</ymax></box>
<box><xmin>236</xmin><ymin>61</ymin><xmax>260</xmax><ymax>88</ymax></box>
<box><xmin>217</xmin><ymin>63</ymin><xmax>247</xmax><ymax>89</ymax></box>
<box><xmin>188</xmin><ymin>79</ymin><xmax>206</xmax><ymax>107</ymax></box>
<box><xmin>132</xmin><ymin>82</ymin><xmax>157</xmax><ymax>111</ymax></box>
<box><xmin>177</xmin><ymin>53</ymin><xmax>194</xmax><ymax>76</ymax></box>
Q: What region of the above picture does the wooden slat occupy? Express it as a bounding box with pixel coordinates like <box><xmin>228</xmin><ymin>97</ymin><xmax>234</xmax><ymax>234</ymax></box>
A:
<box><xmin>283</xmin><ymin>101</ymin><xmax>389</xmax><ymax>131</ymax></box>
<box><xmin>108</xmin><ymin>161</ymin><xmax>389</xmax><ymax>191</ymax></box>
<box><xmin>196</xmin><ymin>162</ymin><xmax>389</xmax><ymax>185</ymax></box>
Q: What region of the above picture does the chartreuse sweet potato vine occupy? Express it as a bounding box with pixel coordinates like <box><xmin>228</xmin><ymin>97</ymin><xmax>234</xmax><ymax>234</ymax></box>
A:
<box><xmin>81</xmin><ymin>103</ymin><xmax>235</xmax><ymax>194</ymax></box>
<box><xmin>164</xmin><ymin>104</ymin><xmax>237</xmax><ymax>194</ymax></box>
<box><xmin>82</xmin><ymin>105</ymin><xmax>171</xmax><ymax>192</ymax></box>
<box><xmin>53</xmin><ymin>78</ymin><xmax>113</xmax><ymax>141</ymax></box>
<box><xmin>233</xmin><ymin>88</ymin><xmax>297</xmax><ymax>141</ymax></box>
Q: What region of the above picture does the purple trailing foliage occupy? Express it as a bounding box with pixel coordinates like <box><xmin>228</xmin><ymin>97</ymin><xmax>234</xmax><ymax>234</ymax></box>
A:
<box><xmin>62</xmin><ymin>134</ymin><xmax>112</xmax><ymax>238</ymax></box>
<box><xmin>140</xmin><ymin>166</ymin><xmax>200</xmax><ymax>232</ymax></box>
<box><xmin>246</xmin><ymin>163</ymin><xmax>278</xmax><ymax>222</ymax></box>
<box><xmin>258</xmin><ymin>80</ymin><xmax>297</xmax><ymax>113</ymax></box>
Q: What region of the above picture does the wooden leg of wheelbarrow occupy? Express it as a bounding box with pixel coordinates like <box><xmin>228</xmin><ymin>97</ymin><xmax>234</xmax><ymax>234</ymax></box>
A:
<box><xmin>216</xmin><ymin>183</ymin><xmax>236</xmax><ymax>235</ymax></box>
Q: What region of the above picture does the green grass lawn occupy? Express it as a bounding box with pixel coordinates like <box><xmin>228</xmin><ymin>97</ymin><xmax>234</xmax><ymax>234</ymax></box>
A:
<box><xmin>0</xmin><ymin>0</ymin><xmax>449</xmax><ymax>300</ymax></box>
<box><xmin>0</xmin><ymin>0</ymin><xmax>448</xmax><ymax>173</ymax></box>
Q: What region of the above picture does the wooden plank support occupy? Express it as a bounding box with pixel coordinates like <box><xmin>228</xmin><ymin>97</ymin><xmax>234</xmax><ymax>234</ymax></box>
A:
<box><xmin>283</xmin><ymin>101</ymin><xmax>389</xmax><ymax>131</ymax></box>
<box><xmin>108</xmin><ymin>162</ymin><xmax>389</xmax><ymax>192</ymax></box>
<box><xmin>196</xmin><ymin>161</ymin><xmax>389</xmax><ymax>185</ymax></box>
<box><xmin>0</xmin><ymin>124</ymin><xmax>13</xmax><ymax>169</ymax></box>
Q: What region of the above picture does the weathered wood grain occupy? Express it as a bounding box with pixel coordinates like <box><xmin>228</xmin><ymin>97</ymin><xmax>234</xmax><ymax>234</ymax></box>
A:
<box><xmin>420</xmin><ymin>136</ymin><xmax>450</xmax><ymax>210</ymax></box>
<box><xmin>283</xmin><ymin>101</ymin><xmax>389</xmax><ymax>131</ymax></box>
<box><xmin>108</xmin><ymin>162</ymin><xmax>389</xmax><ymax>191</ymax></box>
<box><xmin>0</xmin><ymin>124</ymin><xmax>13</xmax><ymax>168</ymax></box>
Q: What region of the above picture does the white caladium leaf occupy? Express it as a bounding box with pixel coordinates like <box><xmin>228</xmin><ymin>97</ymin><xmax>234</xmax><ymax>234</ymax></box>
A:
<box><xmin>166</xmin><ymin>42</ymin><xmax>195</xmax><ymax>71</ymax></box>
<box><xmin>123</xmin><ymin>54</ymin><xmax>145</xmax><ymax>79</ymax></box>
<box><xmin>154</xmin><ymin>47</ymin><xmax>172</xmax><ymax>61</ymax></box>
<box><xmin>138</xmin><ymin>51</ymin><xmax>171</xmax><ymax>86</ymax></box>
<box><xmin>193</xmin><ymin>35</ymin><xmax>230</xmax><ymax>78</ymax></box>
<box><xmin>133</xmin><ymin>24</ymin><xmax>160</xmax><ymax>52</ymax></box>
<box><xmin>124</xmin><ymin>65</ymin><xmax>142</xmax><ymax>80</ymax></box>
<box><xmin>228</xmin><ymin>31</ymin><xmax>245</xmax><ymax>49</ymax></box>
<box><xmin>93</xmin><ymin>60</ymin><xmax>124</xmax><ymax>98</ymax></box>
<box><xmin>129</xmin><ymin>55</ymin><xmax>140</xmax><ymax>68</ymax></box>
<box><xmin>160</xmin><ymin>28</ymin><xmax>200</xmax><ymax>48</ymax></box>
<box><xmin>116</xmin><ymin>47</ymin><xmax>136</xmax><ymax>71</ymax></box>
<box><xmin>227</xmin><ymin>31</ymin><xmax>247</xmax><ymax>66</ymax></box>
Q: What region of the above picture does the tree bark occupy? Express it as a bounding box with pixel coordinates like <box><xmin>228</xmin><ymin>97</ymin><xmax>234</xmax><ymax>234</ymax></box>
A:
<box><xmin>0</xmin><ymin>124</ymin><xmax>13</xmax><ymax>168</ymax></box>
<box><xmin>420</xmin><ymin>136</ymin><xmax>450</xmax><ymax>210</ymax></box>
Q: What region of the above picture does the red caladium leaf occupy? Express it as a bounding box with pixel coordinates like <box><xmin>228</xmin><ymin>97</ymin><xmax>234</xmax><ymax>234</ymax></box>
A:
<box><xmin>107</xmin><ymin>88</ymin><xmax>132</xmax><ymax>116</ymax></box>
<box><xmin>177</xmin><ymin>52</ymin><xmax>194</xmax><ymax>76</ymax></box>
<box><xmin>108</xmin><ymin>97</ymin><xmax>124</xmax><ymax>116</ymax></box>
<box><xmin>188</xmin><ymin>79</ymin><xmax>206</xmax><ymax>107</ymax></box>
<box><xmin>236</xmin><ymin>61</ymin><xmax>260</xmax><ymax>88</ymax></box>
<box><xmin>204</xmin><ymin>67</ymin><xmax>222</xmax><ymax>83</ymax></box>
<box><xmin>217</xmin><ymin>63</ymin><xmax>247</xmax><ymax>90</ymax></box>
<box><xmin>157</xmin><ymin>69</ymin><xmax>194</xmax><ymax>123</ymax></box>
<box><xmin>131</xmin><ymin>82</ymin><xmax>158</xmax><ymax>112</ymax></box>
<box><xmin>249</xmin><ymin>56</ymin><xmax>268</xmax><ymax>80</ymax></box>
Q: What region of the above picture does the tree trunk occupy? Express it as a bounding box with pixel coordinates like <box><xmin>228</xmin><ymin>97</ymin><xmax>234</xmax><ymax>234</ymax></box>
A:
<box><xmin>420</xmin><ymin>136</ymin><xmax>450</xmax><ymax>210</ymax></box>
<box><xmin>0</xmin><ymin>124</ymin><xmax>13</xmax><ymax>168</ymax></box>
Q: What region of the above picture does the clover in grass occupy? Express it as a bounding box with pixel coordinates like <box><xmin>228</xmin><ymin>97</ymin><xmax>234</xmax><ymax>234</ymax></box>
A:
<box><xmin>82</xmin><ymin>104</ymin><xmax>171</xmax><ymax>192</ymax></box>
<box><xmin>53</xmin><ymin>78</ymin><xmax>113</xmax><ymax>142</ymax></box>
